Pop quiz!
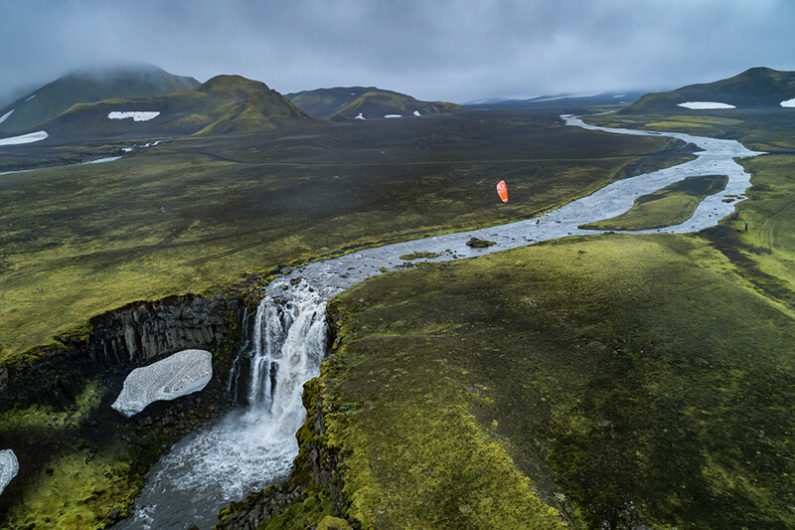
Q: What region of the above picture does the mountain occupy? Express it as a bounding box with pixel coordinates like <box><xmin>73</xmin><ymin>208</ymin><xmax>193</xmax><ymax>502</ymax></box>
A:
<box><xmin>286</xmin><ymin>86</ymin><xmax>464</xmax><ymax>120</ymax></box>
<box><xmin>0</xmin><ymin>64</ymin><xmax>200</xmax><ymax>135</ymax></box>
<box><xmin>467</xmin><ymin>91</ymin><xmax>645</xmax><ymax>109</ymax></box>
<box><xmin>30</xmin><ymin>75</ymin><xmax>312</xmax><ymax>141</ymax></box>
<box><xmin>622</xmin><ymin>67</ymin><xmax>795</xmax><ymax>113</ymax></box>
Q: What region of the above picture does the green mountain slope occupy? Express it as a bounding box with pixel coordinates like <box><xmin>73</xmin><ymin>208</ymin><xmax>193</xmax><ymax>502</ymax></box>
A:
<box><xmin>623</xmin><ymin>67</ymin><xmax>795</xmax><ymax>113</ymax></box>
<box><xmin>0</xmin><ymin>64</ymin><xmax>199</xmax><ymax>134</ymax></box>
<box><xmin>28</xmin><ymin>75</ymin><xmax>313</xmax><ymax>141</ymax></box>
<box><xmin>287</xmin><ymin>86</ymin><xmax>464</xmax><ymax>119</ymax></box>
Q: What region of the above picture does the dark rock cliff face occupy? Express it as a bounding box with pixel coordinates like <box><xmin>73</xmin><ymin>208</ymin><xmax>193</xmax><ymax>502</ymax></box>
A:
<box><xmin>0</xmin><ymin>293</ymin><xmax>244</xmax><ymax>411</ymax></box>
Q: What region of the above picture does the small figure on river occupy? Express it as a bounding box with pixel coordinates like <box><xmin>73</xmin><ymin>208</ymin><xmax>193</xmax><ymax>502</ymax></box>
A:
<box><xmin>745</xmin><ymin>221</ymin><xmax>749</xmax><ymax>231</ymax></box>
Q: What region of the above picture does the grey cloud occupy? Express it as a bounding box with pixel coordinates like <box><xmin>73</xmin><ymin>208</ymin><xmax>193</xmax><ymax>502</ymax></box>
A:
<box><xmin>1</xmin><ymin>0</ymin><xmax>793</xmax><ymax>104</ymax></box>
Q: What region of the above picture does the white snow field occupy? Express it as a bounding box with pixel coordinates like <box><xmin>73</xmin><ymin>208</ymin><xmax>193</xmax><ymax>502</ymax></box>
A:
<box><xmin>0</xmin><ymin>109</ymin><xmax>14</xmax><ymax>124</ymax></box>
<box><xmin>413</xmin><ymin>110</ymin><xmax>421</xmax><ymax>116</ymax></box>
<box><xmin>0</xmin><ymin>131</ymin><xmax>48</xmax><ymax>146</ymax></box>
<box><xmin>355</xmin><ymin>112</ymin><xmax>365</xmax><ymax>120</ymax></box>
<box><xmin>384</xmin><ymin>114</ymin><xmax>402</xmax><ymax>118</ymax></box>
<box><xmin>112</xmin><ymin>349</ymin><xmax>213</xmax><ymax>417</ymax></box>
<box><xmin>0</xmin><ymin>449</ymin><xmax>18</xmax><ymax>496</ymax></box>
<box><xmin>108</xmin><ymin>111</ymin><xmax>161</xmax><ymax>122</ymax></box>
<box><xmin>780</xmin><ymin>98</ymin><xmax>795</xmax><ymax>108</ymax></box>
<box><xmin>677</xmin><ymin>101</ymin><xmax>736</xmax><ymax>109</ymax></box>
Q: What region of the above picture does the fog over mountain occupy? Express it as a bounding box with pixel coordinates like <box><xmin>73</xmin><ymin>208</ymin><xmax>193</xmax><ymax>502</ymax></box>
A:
<box><xmin>1</xmin><ymin>0</ymin><xmax>793</xmax><ymax>103</ymax></box>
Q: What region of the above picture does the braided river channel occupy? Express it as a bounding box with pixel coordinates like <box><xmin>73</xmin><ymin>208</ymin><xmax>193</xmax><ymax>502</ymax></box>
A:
<box><xmin>116</xmin><ymin>115</ymin><xmax>764</xmax><ymax>528</ymax></box>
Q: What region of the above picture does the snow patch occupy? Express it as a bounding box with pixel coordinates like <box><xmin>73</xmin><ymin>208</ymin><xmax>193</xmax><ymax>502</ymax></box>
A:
<box><xmin>0</xmin><ymin>109</ymin><xmax>13</xmax><ymax>124</ymax></box>
<box><xmin>780</xmin><ymin>98</ymin><xmax>795</xmax><ymax>108</ymax></box>
<box><xmin>24</xmin><ymin>94</ymin><xmax>36</xmax><ymax>102</ymax></box>
<box><xmin>112</xmin><ymin>349</ymin><xmax>213</xmax><ymax>417</ymax></box>
<box><xmin>0</xmin><ymin>131</ymin><xmax>48</xmax><ymax>146</ymax></box>
<box><xmin>384</xmin><ymin>114</ymin><xmax>402</xmax><ymax>118</ymax></box>
<box><xmin>677</xmin><ymin>101</ymin><xmax>736</xmax><ymax>110</ymax></box>
<box><xmin>108</xmin><ymin>111</ymin><xmax>160</xmax><ymax>122</ymax></box>
<box><xmin>83</xmin><ymin>156</ymin><xmax>122</xmax><ymax>165</ymax></box>
<box><xmin>413</xmin><ymin>110</ymin><xmax>421</xmax><ymax>117</ymax></box>
<box><xmin>0</xmin><ymin>450</ymin><xmax>18</xmax><ymax>496</ymax></box>
<box><xmin>354</xmin><ymin>112</ymin><xmax>365</xmax><ymax>120</ymax></box>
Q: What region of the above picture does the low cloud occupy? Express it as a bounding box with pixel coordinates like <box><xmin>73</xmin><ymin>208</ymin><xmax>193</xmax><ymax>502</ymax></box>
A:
<box><xmin>1</xmin><ymin>0</ymin><xmax>793</xmax><ymax>103</ymax></box>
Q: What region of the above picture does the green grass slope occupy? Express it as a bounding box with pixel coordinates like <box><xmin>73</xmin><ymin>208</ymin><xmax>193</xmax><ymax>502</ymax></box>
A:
<box><xmin>585</xmin><ymin>108</ymin><xmax>795</xmax><ymax>308</ymax></box>
<box><xmin>25</xmin><ymin>75</ymin><xmax>313</xmax><ymax>142</ymax></box>
<box><xmin>287</xmin><ymin>86</ymin><xmax>464</xmax><ymax>120</ymax></box>
<box><xmin>325</xmin><ymin>233</ymin><xmax>794</xmax><ymax>528</ymax></box>
<box><xmin>0</xmin><ymin>109</ymin><xmax>683</xmax><ymax>361</ymax></box>
<box><xmin>623</xmin><ymin>67</ymin><xmax>795</xmax><ymax>113</ymax></box>
<box><xmin>0</xmin><ymin>64</ymin><xmax>199</xmax><ymax>135</ymax></box>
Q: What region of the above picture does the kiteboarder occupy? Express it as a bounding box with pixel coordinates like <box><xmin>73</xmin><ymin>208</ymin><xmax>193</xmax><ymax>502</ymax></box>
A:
<box><xmin>496</xmin><ymin>180</ymin><xmax>508</xmax><ymax>203</ymax></box>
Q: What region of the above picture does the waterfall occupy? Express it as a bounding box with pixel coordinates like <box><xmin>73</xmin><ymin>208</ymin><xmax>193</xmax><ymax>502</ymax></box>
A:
<box><xmin>117</xmin><ymin>280</ymin><xmax>330</xmax><ymax>530</ymax></box>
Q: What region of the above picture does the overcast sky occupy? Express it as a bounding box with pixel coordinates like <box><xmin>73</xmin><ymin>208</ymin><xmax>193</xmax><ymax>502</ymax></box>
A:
<box><xmin>1</xmin><ymin>0</ymin><xmax>793</xmax><ymax>103</ymax></box>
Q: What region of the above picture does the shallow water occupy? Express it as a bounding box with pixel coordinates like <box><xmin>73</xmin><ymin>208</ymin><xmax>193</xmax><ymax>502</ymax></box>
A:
<box><xmin>115</xmin><ymin>115</ymin><xmax>764</xmax><ymax>529</ymax></box>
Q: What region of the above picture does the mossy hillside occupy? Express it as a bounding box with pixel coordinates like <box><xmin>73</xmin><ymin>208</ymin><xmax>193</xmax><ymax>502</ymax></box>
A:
<box><xmin>286</xmin><ymin>86</ymin><xmax>464</xmax><ymax>120</ymax></box>
<box><xmin>329</xmin><ymin>91</ymin><xmax>464</xmax><ymax>120</ymax></box>
<box><xmin>580</xmin><ymin>174</ymin><xmax>728</xmax><ymax>231</ymax></box>
<box><xmin>38</xmin><ymin>75</ymin><xmax>312</xmax><ymax>141</ymax></box>
<box><xmin>325</xmin><ymin>234</ymin><xmax>794</xmax><ymax>528</ymax></box>
<box><xmin>0</xmin><ymin>64</ymin><xmax>199</xmax><ymax>135</ymax></box>
<box><xmin>622</xmin><ymin>67</ymin><xmax>795</xmax><ymax>113</ymax></box>
<box><xmin>0</xmin><ymin>110</ymin><xmax>679</xmax><ymax>360</ymax></box>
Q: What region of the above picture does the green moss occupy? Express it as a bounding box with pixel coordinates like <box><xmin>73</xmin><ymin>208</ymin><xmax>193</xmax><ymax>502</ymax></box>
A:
<box><xmin>398</xmin><ymin>251</ymin><xmax>441</xmax><ymax>260</ymax></box>
<box><xmin>256</xmin><ymin>492</ymin><xmax>337</xmax><ymax>530</ymax></box>
<box><xmin>324</xmin><ymin>234</ymin><xmax>794</xmax><ymax>528</ymax></box>
<box><xmin>315</xmin><ymin>515</ymin><xmax>351</xmax><ymax>529</ymax></box>
<box><xmin>0</xmin><ymin>379</ymin><xmax>104</xmax><ymax>430</ymax></box>
<box><xmin>4</xmin><ymin>447</ymin><xmax>135</xmax><ymax>529</ymax></box>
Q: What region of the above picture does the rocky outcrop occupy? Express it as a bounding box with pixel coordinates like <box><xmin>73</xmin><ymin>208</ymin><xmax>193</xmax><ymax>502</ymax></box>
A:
<box><xmin>0</xmin><ymin>293</ymin><xmax>243</xmax><ymax>411</ymax></box>
<box><xmin>85</xmin><ymin>294</ymin><xmax>238</xmax><ymax>367</ymax></box>
<box><xmin>214</xmin><ymin>483</ymin><xmax>308</xmax><ymax>529</ymax></box>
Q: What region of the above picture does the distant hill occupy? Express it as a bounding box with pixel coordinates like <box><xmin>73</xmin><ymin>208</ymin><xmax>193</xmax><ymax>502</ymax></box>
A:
<box><xmin>286</xmin><ymin>87</ymin><xmax>464</xmax><ymax>120</ymax></box>
<box><xmin>0</xmin><ymin>64</ymin><xmax>200</xmax><ymax>134</ymax></box>
<box><xmin>467</xmin><ymin>91</ymin><xmax>645</xmax><ymax>110</ymax></box>
<box><xmin>30</xmin><ymin>75</ymin><xmax>312</xmax><ymax>141</ymax></box>
<box><xmin>622</xmin><ymin>67</ymin><xmax>795</xmax><ymax>113</ymax></box>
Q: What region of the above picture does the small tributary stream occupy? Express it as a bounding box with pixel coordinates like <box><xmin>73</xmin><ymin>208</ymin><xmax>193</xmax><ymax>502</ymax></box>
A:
<box><xmin>115</xmin><ymin>115</ymin><xmax>764</xmax><ymax>528</ymax></box>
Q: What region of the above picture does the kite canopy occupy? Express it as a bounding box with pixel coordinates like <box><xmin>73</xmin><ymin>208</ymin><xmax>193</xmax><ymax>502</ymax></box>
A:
<box><xmin>496</xmin><ymin>180</ymin><xmax>508</xmax><ymax>203</ymax></box>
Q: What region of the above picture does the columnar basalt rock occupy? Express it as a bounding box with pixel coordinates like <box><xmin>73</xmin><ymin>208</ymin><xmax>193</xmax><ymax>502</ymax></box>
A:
<box><xmin>0</xmin><ymin>294</ymin><xmax>243</xmax><ymax>411</ymax></box>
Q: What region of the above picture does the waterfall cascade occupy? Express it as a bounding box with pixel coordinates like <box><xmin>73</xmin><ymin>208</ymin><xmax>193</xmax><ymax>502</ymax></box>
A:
<box><xmin>117</xmin><ymin>281</ymin><xmax>331</xmax><ymax>530</ymax></box>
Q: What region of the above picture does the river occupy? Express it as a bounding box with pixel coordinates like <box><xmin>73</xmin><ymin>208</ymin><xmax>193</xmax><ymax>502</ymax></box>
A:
<box><xmin>115</xmin><ymin>114</ymin><xmax>764</xmax><ymax>529</ymax></box>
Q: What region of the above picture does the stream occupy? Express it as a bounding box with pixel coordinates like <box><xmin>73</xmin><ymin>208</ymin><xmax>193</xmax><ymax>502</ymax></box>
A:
<box><xmin>115</xmin><ymin>115</ymin><xmax>764</xmax><ymax>528</ymax></box>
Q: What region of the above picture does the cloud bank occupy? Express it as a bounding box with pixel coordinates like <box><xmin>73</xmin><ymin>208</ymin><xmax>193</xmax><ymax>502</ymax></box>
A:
<box><xmin>1</xmin><ymin>0</ymin><xmax>793</xmax><ymax>102</ymax></box>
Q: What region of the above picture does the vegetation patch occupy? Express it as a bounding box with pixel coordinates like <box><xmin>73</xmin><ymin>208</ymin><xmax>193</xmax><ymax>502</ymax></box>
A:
<box><xmin>398</xmin><ymin>251</ymin><xmax>441</xmax><ymax>260</ymax></box>
<box><xmin>324</xmin><ymin>234</ymin><xmax>794</xmax><ymax>528</ymax></box>
<box><xmin>580</xmin><ymin>174</ymin><xmax>728</xmax><ymax>231</ymax></box>
<box><xmin>0</xmin><ymin>110</ymin><xmax>678</xmax><ymax>361</ymax></box>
